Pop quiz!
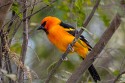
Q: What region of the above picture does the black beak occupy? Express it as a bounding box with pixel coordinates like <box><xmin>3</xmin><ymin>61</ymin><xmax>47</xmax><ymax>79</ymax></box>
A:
<box><xmin>37</xmin><ymin>25</ymin><xmax>44</xmax><ymax>30</ymax></box>
<box><xmin>37</xmin><ymin>25</ymin><xmax>48</xmax><ymax>34</ymax></box>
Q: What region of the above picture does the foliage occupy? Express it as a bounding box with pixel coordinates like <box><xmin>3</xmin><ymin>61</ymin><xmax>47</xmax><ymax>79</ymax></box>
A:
<box><xmin>0</xmin><ymin>0</ymin><xmax>125</xmax><ymax>83</ymax></box>
<box><xmin>11</xmin><ymin>2</ymin><xmax>22</xmax><ymax>19</ymax></box>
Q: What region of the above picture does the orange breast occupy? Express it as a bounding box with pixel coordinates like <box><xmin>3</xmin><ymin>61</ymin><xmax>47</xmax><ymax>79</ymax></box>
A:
<box><xmin>47</xmin><ymin>25</ymin><xmax>89</xmax><ymax>58</ymax></box>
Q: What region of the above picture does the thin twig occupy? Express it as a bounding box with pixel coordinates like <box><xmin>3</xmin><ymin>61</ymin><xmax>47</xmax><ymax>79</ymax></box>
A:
<box><xmin>0</xmin><ymin>1</ymin><xmax>13</xmax><ymax>9</ymax></box>
<box><xmin>113</xmin><ymin>71</ymin><xmax>125</xmax><ymax>83</ymax></box>
<box><xmin>9</xmin><ymin>20</ymin><xmax>22</xmax><ymax>45</ymax></box>
<box><xmin>45</xmin><ymin>0</ymin><xmax>101</xmax><ymax>83</ymax></box>
<box><xmin>0</xmin><ymin>0</ymin><xmax>13</xmax><ymax>31</ymax></box>
<box><xmin>83</xmin><ymin>0</ymin><xmax>100</xmax><ymax>27</ymax></box>
<box><xmin>27</xmin><ymin>0</ymin><xmax>36</xmax><ymax>27</ymax></box>
<box><xmin>22</xmin><ymin>0</ymin><xmax>56</xmax><ymax>21</ymax></box>
<box><xmin>30</xmin><ymin>0</ymin><xmax>36</xmax><ymax>18</ymax></box>
<box><xmin>7</xmin><ymin>11</ymin><xmax>15</xmax><ymax>33</ymax></box>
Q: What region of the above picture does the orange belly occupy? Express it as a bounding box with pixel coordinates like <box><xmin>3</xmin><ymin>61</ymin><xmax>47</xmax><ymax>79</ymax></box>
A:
<box><xmin>47</xmin><ymin>25</ymin><xmax>89</xmax><ymax>58</ymax></box>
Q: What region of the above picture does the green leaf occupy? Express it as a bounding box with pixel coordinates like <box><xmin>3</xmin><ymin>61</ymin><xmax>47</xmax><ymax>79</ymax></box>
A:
<box><xmin>75</xmin><ymin>0</ymin><xmax>84</xmax><ymax>10</ymax></box>
<box><xmin>101</xmin><ymin>14</ymin><xmax>110</xmax><ymax>26</ymax></box>
<box><xmin>43</xmin><ymin>0</ymin><xmax>50</xmax><ymax>5</ymax></box>
<box><xmin>98</xmin><ymin>9</ymin><xmax>110</xmax><ymax>26</ymax></box>
<box><xmin>63</xmin><ymin>61</ymin><xmax>75</xmax><ymax>70</ymax></box>
<box><xmin>11</xmin><ymin>2</ymin><xmax>22</xmax><ymax>19</ymax></box>
<box><xmin>85</xmin><ymin>0</ymin><xmax>92</xmax><ymax>5</ymax></box>
<box><xmin>113</xmin><ymin>70</ymin><xmax>120</xmax><ymax>76</ymax></box>
<box><xmin>10</xmin><ymin>43</ymin><xmax>21</xmax><ymax>54</ymax></box>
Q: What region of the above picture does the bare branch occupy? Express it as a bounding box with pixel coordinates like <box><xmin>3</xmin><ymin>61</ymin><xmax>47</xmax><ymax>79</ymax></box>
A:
<box><xmin>113</xmin><ymin>71</ymin><xmax>125</xmax><ymax>83</ymax></box>
<box><xmin>22</xmin><ymin>0</ymin><xmax>56</xmax><ymax>21</ymax></box>
<box><xmin>0</xmin><ymin>0</ymin><xmax>13</xmax><ymax>83</ymax></box>
<box><xmin>9</xmin><ymin>20</ymin><xmax>22</xmax><ymax>45</ymax></box>
<box><xmin>7</xmin><ymin>11</ymin><xmax>15</xmax><ymax>34</ymax></box>
<box><xmin>67</xmin><ymin>13</ymin><xmax>121</xmax><ymax>83</ymax></box>
<box><xmin>0</xmin><ymin>0</ymin><xmax>13</xmax><ymax>31</ymax></box>
<box><xmin>18</xmin><ymin>0</ymin><xmax>29</xmax><ymax>82</ymax></box>
<box><xmin>0</xmin><ymin>30</ymin><xmax>14</xmax><ymax>83</ymax></box>
<box><xmin>83</xmin><ymin>0</ymin><xmax>101</xmax><ymax>27</ymax></box>
<box><xmin>0</xmin><ymin>1</ymin><xmax>12</xmax><ymax>8</ymax></box>
<box><xmin>45</xmin><ymin>0</ymin><xmax>101</xmax><ymax>83</ymax></box>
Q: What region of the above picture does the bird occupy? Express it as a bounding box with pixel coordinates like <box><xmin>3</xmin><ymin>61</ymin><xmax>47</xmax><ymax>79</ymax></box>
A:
<box><xmin>37</xmin><ymin>16</ymin><xmax>101</xmax><ymax>82</ymax></box>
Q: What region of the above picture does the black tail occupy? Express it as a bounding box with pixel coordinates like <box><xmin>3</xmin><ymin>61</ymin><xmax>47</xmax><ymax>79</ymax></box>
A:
<box><xmin>88</xmin><ymin>64</ymin><xmax>101</xmax><ymax>82</ymax></box>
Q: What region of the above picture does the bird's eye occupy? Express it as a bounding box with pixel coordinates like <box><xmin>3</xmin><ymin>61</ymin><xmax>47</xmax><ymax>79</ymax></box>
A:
<box><xmin>42</xmin><ymin>21</ymin><xmax>46</xmax><ymax>27</ymax></box>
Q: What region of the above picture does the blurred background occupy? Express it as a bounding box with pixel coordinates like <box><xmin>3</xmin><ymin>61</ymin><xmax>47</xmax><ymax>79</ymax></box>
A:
<box><xmin>4</xmin><ymin>0</ymin><xmax>125</xmax><ymax>83</ymax></box>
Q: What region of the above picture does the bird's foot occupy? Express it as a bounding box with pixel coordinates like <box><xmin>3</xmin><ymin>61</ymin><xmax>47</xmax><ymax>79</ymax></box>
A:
<box><xmin>68</xmin><ymin>44</ymin><xmax>74</xmax><ymax>52</ymax></box>
<box><xmin>61</xmin><ymin>57</ymin><xmax>68</xmax><ymax>61</ymax></box>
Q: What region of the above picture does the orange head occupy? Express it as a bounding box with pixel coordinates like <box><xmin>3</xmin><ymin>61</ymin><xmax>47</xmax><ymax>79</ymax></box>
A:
<box><xmin>37</xmin><ymin>16</ymin><xmax>61</xmax><ymax>33</ymax></box>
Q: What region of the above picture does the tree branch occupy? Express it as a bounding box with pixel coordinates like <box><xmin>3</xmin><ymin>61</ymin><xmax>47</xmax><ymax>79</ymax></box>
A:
<box><xmin>0</xmin><ymin>30</ymin><xmax>14</xmax><ymax>83</ymax></box>
<box><xmin>83</xmin><ymin>0</ymin><xmax>100</xmax><ymax>27</ymax></box>
<box><xmin>22</xmin><ymin>0</ymin><xmax>56</xmax><ymax>21</ymax></box>
<box><xmin>113</xmin><ymin>70</ymin><xmax>125</xmax><ymax>83</ymax></box>
<box><xmin>0</xmin><ymin>0</ymin><xmax>13</xmax><ymax>31</ymax></box>
<box><xmin>45</xmin><ymin>0</ymin><xmax>101</xmax><ymax>83</ymax></box>
<box><xmin>0</xmin><ymin>0</ymin><xmax>13</xmax><ymax>83</ymax></box>
<box><xmin>18</xmin><ymin>0</ymin><xmax>28</xmax><ymax>83</ymax></box>
<box><xmin>67</xmin><ymin>13</ymin><xmax>121</xmax><ymax>83</ymax></box>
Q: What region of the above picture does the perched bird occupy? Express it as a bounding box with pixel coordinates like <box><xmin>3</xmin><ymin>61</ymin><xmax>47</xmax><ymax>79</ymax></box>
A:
<box><xmin>37</xmin><ymin>16</ymin><xmax>101</xmax><ymax>82</ymax></box>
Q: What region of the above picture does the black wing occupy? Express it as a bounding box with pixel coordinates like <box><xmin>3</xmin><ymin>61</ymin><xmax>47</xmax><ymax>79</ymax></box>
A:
<box><xmin>79</xmin><ymin>35</ymin><xmax>92</xmax><ymax>50</ymax></box>
<box><xmin>60</xmin><ymin>22</ymin><xmax>92</xmax><ymax>51</ymax></box>
<box><xmin>60</xmin><ymin>22</ymin><xmax>77</xmax><ymax>36</ymax></box>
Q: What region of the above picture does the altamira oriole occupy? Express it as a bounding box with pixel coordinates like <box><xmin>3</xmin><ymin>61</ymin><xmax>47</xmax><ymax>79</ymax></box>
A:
<box><xmin>37</xmin><ymin>16</ymin><xmax>101</xmax><ymax>82</ymax></box>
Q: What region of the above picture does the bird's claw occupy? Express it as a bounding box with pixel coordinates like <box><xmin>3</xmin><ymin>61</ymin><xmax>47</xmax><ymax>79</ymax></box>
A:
<box><xmin>68</xmin><ymin>44</ymin><xmax>74</xmax><ymax>52</ymax></box>
<box><xmin>61</xmin><ymin>57</ymin><xmax>68</xmax><ymax>61</ymax></box>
